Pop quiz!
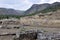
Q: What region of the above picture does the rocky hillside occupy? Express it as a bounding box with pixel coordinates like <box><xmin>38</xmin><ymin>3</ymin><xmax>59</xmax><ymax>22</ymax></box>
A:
<box><xmin>19</xmin><ymin>2</ymin><xmax>60</xmax><ymax>28</ymax></box>
<box><xmin>20</xmin><ymin>10</ymin><xmax>60</xmax><ymax>27</ymax></box>
<box><xmin>24</xmin><ymin>3</ymin><xmax>50</xmax><ymax>15</ymax></box>
<box><xmin>24</xmin><ymin>2</ymin><xmax>60</xmax><ymax>15</ymax></box>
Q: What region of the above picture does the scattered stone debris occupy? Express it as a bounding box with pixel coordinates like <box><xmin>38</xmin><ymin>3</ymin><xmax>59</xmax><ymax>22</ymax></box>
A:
<box><xmin>0</xmin><ymin>18</ymin><xmax>20</xmax><ymax>29</ymax></box>
<box><xmin>0</xmin><ymin>18</ymin><xmax>60</xmax><ymax>40</ymax></box>
<box><xmin>1</xmin><ymin>29</ymin><xmax>60</xmax><ymax>40</ymax></box>
<box><xmin>14</xmin><ymin>30</ymin><xmax>60</xmax><ymax>40</ymax></box>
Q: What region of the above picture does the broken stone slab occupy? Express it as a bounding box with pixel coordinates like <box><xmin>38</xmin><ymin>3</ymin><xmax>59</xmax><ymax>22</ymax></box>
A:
<box><xmin>15</xmin><ymin>30</ymin><xmax>44</xmax><ymax>40</ymax></box>
<box><xmin>15</xmin><ymin>29</ymin><xmax>60</xmax><ymax>40</ymax></box>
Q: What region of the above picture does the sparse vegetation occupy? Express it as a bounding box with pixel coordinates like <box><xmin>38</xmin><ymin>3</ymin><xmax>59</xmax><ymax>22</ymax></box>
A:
<box><xmin>0</xmin><ymin>15</ymin><xmax>25</xmax><ymax>19</ymax></box>
<box><xmin>40</xmin><ymin>4</ymin><xmax>60</xmax><ymax>13</ymax></box>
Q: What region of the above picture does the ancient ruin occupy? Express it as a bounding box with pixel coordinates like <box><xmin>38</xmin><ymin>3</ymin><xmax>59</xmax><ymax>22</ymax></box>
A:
<box><xmin>0</xmin><ymin>18</ymin><xmax>20</xmax><ymax>29</ymax></box>
<box><xmin>14</xmin><ymin>30</ymin><xmax>60</xmax><ymax>40</ymax></box>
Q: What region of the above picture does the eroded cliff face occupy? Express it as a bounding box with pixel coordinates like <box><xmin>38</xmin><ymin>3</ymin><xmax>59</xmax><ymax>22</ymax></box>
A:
<box><xmin>20</xmin><ymin>10</ymin><xmax>60</xmax><ymax>27</ymax></box>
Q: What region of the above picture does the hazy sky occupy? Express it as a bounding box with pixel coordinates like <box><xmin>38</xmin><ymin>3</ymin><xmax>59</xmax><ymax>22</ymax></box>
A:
<box><xmin>0</xmin><ymin>0</ymin><xmax>60</xmax><ymax>10</ymax></box>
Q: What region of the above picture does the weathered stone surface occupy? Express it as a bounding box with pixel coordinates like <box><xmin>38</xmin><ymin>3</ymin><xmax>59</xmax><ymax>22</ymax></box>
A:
<box><xmin>20</xmin><ymin>10</ymin><xmax>60</xmax><ymax>27</ymax></box>
<box><xmin>1</xmin><ymin>29</ymin><xmax>60</xmax><ymax>40</ymax></box>
<box><xmin>0</xmin><ymin>18</ymin><xmax>20</xmax><ymax>29</ymax></box>
<box><xmin>14</xmin><ymin>30</ymin><xmax>60</xmax><ymax>40</ymax></box>
<box><xmin>15</xmin><ymin>30</ymin><xmax>38</xmax><ymax>40</ymax></box>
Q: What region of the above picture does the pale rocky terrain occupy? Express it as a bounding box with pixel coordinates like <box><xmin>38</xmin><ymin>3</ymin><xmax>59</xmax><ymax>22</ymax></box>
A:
<box><xmin>0</xmin><ymin>10</ymin><xmax>60</xmax><ymax>40</ymax></box>
<box><xmin>20</xmin><ymin>10</ymin><xmax>60</xmax><ymax>28</ymax></box>
<box><xmin>0</xmin><ymin>2</ymin><xmax>60</xmax><ymax>40</ymax></box>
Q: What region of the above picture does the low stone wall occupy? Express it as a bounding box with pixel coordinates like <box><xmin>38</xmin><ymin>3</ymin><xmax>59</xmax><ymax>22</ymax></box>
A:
<box><xmin>0</xmin><ymin>30</ymin><xmax>60</xmax><ymax>40</ymax></box>
<box><xmin>14</xmin><ymin>30</ymin><xmax>38</xmax><ymax>40</ymax></box>
<box><xmin>15</xmin><ymin>30</ymin><xmax>60</xmax><ymax>40</ymax></box>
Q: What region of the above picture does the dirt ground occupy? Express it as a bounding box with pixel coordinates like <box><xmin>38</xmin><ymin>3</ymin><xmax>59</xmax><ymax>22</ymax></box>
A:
<box><xmin>0</xmin><ymin>26</ymin><xmax>60</xmax><ymax>40</ymax></box>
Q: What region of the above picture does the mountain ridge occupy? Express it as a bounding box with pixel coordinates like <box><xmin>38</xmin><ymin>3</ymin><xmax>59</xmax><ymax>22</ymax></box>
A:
<box><xmin>0</xmin><ymin>8</ymin><xmax>24</xmax><ymax>15</ymax></box>
<box><xmin>24</xmin><ymin>2</ymin><xmax>60</xmax><ymax>16</ymax></box>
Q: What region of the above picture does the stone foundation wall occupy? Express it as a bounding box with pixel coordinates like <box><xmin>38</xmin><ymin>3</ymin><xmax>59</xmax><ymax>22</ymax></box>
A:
<box><xmin>0</xmin><ymin>30</ymin><xmax>60</xmax><ymax>40</ymax></box>
<box><xmin>15</xmin><ymin>30</ymin><xmax>60</xmax><ymax>40</ymax></box>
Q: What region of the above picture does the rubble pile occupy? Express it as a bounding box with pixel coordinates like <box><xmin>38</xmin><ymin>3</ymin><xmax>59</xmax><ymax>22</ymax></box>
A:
<box><xmin>15</xmin><ymin>30</ymin><xmax>60</xmax><ymax>40</ymax></box>
<box><xmin>0</xmin><ymin>18</ymin><xmax>20</xmax><ymax>29</ymax></box>
<box><xmin>0</xmin><ymin>29</ymin><xmax>60</xmax><ymax>40</ymax></box>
